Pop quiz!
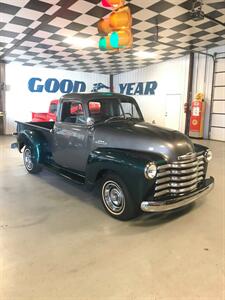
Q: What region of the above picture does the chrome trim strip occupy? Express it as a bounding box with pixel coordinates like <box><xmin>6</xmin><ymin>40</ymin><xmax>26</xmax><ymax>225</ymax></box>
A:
<box><xmin>154</xmin><ymin>183</ymin><xmax>198</xmax><ymax>197</ymax></box>
<box><xmin>178</xmin><ymin>152</ymin><xmax>197</xmax><ymax>161</ymax></box>
<box><xmin>141</xmin><ymin>178</ymin><xmax>214</xmax><ymax>212</ymax></box>
<box><xmin>178</xmin><ymin>151</ymin><xmax>204</xmax><ymax>161</ymax></box>
<box><xmin>156</xmin><ymin>171</ymin><xmax>204</xmax><ymax>184</ymax></box>
<box><xmin>155</xmin><ymin>176</ymin><xmax>203</xmax><ymax>191</ymax></box>
<box><xmin>158</xmin><ymin>158</ymin><xmax>204</xmax><ymax>170</ymax></box>
<box><xmin>157</xmin><ymin>165</ymin><xmax>204</xmax><ymax>178</ymax></box>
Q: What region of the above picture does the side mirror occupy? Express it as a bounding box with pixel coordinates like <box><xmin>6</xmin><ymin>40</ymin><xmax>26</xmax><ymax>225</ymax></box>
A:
<box><xmin>87</xmin><ymin>117</ymin><xmax>95</xmax><ymax>127</ymax></box>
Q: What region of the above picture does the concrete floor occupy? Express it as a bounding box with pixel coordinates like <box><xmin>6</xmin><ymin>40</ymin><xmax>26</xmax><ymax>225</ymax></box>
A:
<box><xmin>0</xmin><ymin>136</ymin><xmax>224</xmax><ymax>300</ymax></box>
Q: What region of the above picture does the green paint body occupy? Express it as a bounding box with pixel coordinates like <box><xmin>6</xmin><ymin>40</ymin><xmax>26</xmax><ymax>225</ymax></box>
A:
<box><xmin>86</xmin><ymin>148</ymin><xmax>164</xmax><ymax>204</ymax></box>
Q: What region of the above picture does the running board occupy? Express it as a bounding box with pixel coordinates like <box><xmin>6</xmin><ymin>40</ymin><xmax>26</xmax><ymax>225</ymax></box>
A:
<box><xmin>44</xmin><ymin>163</ymin><xmax>85</xmax><ymax>185</ymax></box>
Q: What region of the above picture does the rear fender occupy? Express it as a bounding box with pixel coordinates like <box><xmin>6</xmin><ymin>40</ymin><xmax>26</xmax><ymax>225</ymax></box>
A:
<box><xmin>17</xmin><ymin>130</ymin><xmax>46</xmax><ymax>163</ymax></box>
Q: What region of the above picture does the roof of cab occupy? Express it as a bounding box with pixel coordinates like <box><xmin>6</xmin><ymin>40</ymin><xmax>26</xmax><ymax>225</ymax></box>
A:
<box><xmin>60</xmin><ymin>92</ymin><xmax>134</xmax><ymax>102</ymax></box>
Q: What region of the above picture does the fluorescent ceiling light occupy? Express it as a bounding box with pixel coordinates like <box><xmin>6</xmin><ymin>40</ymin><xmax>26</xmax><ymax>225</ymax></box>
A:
<box><xmin>64</xmin><ymin>37</ymin><xmax>96</xmax><ymax>48</ymax></box>
<box><xmin>134</xmin><ymin>51</ymin><xmax>157</xmax><ymax>59</ymax></box>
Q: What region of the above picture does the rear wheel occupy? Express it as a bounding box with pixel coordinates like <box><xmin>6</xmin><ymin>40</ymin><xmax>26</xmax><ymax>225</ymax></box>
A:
<box><xmin>23</xmin><ymin>146</ymin><xmax>42</xmax><ymax>174</ymax></box>
<box><xmin>100</xmin><ymin>173</ymin><xmax>140</xmax><ymax>221</ymax></box>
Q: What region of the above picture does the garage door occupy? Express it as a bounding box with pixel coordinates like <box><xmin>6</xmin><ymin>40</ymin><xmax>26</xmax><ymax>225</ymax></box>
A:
<box><xmin>209</xmin><ymin>53</ymin><xmax>225</xmax><ymax>142</ymax></box>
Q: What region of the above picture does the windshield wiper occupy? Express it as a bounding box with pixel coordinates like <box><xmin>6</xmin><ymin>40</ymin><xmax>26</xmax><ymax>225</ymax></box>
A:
<box><xmin>104</xmin><ymin>116</ymin><xmax>125</xmax><ymax>123</ymax></box>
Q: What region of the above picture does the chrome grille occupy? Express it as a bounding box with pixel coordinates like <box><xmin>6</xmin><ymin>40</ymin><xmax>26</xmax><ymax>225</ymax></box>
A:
<box><xmin>155</xmin><ymin>152</ymin><xmax>206</xmax><ymax>198</ymax></box>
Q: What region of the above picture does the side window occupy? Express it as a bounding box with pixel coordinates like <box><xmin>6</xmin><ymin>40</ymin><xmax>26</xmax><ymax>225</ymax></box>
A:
<box><xmin>49</xmin><ymin>103</ymin><xmax>57</xmax><ymax>114</ymax></box>
<box><xmin>61</xmin><ymin>101</ymin><xmax>86</xmax><ymax>124</ymax></box>
<box><xmin>88</xmin><ymin>101</ymin><xmax>101</xmax><ymax>116</ymax></box>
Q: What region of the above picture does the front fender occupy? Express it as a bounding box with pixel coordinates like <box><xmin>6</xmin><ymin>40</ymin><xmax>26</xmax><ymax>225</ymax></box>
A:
<box><xmin>194</xmin><ymin>143</ymin><xmax>208</xmax><ymax>153</ymax></box>
<box><xmin>86</xmin><ymin>148</ymin><xmax>165</xmax><ymax>204</ymax></box>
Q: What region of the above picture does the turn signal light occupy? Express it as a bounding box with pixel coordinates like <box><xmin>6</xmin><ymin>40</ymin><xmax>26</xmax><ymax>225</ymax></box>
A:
<box><xmin>102</xmin><ymin>0</ymin><xmax>125</xmax><ymax>8</ymax></box>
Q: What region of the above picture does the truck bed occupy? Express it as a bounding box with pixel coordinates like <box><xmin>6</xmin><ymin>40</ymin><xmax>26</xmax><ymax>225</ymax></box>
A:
<box><xmin>16</xmin><ymin>121</ymin><xmax>55</xmax><ymax>150</ymax></box>
<box><xmin>32</xmin><ymin>112</ymin><xmax>49</xmax><ymax>122</ymax></box>
<box><xmin>16</xmin><ymin>121</ymin><xmax>54</xmax><ymax>132</ymax></box>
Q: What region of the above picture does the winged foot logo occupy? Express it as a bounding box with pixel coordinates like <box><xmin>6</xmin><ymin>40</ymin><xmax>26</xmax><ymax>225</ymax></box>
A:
<box><xmin>91</xmin><ymin>83</ymin><xmax>110</xmax><ymax>92</ymax></box>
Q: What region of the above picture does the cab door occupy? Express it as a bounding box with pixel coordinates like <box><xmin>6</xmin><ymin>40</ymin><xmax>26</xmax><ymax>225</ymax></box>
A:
<box><xmin>52</xmin><ymin>100</ymin><xmax>92</xmax><ymax>172</ymax></box>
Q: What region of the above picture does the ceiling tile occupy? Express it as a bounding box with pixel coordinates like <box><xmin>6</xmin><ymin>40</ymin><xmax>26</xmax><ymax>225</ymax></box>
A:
<box><xmin>66</xmin><ymin>22</ymin><xmax>86</xmax><ymax>31</ymax></box>
<box><xmin>16</xmin><ymin>8</ymin><xmax>43</xmax><ymax>20</ymax></box>
<box><xmin>2</xmin><ymin>23</ymin><xmax>27</xmax><ymax>33</ymax></box>
<box><xmin>49</xmin><ymin>17</ymin><xmax>72</xmax><ymax>27</ymax></box>
<box><xmin>73</xmin><ymin>14</ymin><xmax>98</xmax><ymax>25</ymax></box>
<box><xmin>10</xmin><ymin>16</ymin><xmax>33</xmax><ymax>27</ymax></box>
<box><xmin>68</xmin><ymin>0</ymin><xmax>95</xmax><ymax>13</ymax></box>
<box><xmin>147</xmin><ymin>1</ymin><xmax>173</xmax><ymax>13</ymax></box>
<box><xmin>45</xmin><ymin>5</ymin><xmax>61</xmax><ymax>15</ymax></box>
<box><xmin>34</xmin><ymin>30</ymin><xmax>53</xmax><ymax>38</ymax></box>
<box><xmin>0</xmin><ymin>3</ymin><xmax>21</xmax><ymax>15</ymax></box>
<box><xmin>25</xmin><ymin>0</ymin><xmax>52</xmax><ymax>12</ymax></box>
<box><xmin>132</xmin><ymin>9</ymin><xmax>157</xmax><ymax>21</ymax></box>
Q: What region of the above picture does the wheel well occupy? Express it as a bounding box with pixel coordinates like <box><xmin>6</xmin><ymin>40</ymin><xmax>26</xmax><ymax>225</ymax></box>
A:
<box><xmin>18</xmin><ymin>136</ymin><xmax>31</xmax><ymax>152</ymax></box>
<box><xmin>96</xmin><ymin>169</ymin><xmax>116</xmax><ymax>182</ymax></box>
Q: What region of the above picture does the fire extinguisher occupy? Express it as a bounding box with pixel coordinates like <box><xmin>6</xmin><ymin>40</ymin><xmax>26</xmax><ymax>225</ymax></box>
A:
<box><xmin>189</xmin><ymin>92</ymin><xmax>205</xmax><ymax>138</ymax></box>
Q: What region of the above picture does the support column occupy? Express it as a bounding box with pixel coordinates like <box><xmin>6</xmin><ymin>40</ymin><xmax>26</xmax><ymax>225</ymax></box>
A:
<box><xmin>0</xmin><ymin>63</ymin><xmax>6</xmax><ymax>135</ymax></box>
<box><xmin>185</xmin><ymin>52</ymin><xmax>194</xmax><ymax>135</ymax></box>
<box><xmin>110</xmin><ymin>74</ymin><xmax>114</xmax><ymax>92</ymax></box>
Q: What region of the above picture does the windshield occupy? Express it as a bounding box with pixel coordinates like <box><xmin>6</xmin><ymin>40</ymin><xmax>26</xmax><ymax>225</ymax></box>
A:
<box><xmin>88</xmin><ymin>98</ymin><xmax>143</xmax><ymax>123</ymax></box>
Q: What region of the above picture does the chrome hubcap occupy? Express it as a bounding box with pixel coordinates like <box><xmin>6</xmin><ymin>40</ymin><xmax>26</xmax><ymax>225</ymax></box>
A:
<box><xmin>102</xmin><ymin>181</ymin><xmax>125</xmax><ymax>215</ymax></box>
<box><xmin>24</xmin><ymin>149</ymin><xmax>33</xmax><ymax>171</ymax></box>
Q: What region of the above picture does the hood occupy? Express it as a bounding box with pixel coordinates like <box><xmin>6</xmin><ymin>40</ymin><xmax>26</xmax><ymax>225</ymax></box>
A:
<box><xmin>93</xmin><ymin>121</ymin><xmax>195</xmax><ymax>162</ymax></box>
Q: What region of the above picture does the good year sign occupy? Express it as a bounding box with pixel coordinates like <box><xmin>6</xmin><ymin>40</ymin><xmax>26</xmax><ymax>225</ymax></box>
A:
<box><xmin>119</xmin><ymin>81</ymin><xmax>158</xmax><ymax>96</ymax></box>
<box><xmin>28</xmin><ymin>78</ymin><xmax>86</xmax><ymax>93</ymax></box>
<box><xmin>28</xmin><ymin>77</ymin><xmax>158</xmax><ymax>96</ymax></box>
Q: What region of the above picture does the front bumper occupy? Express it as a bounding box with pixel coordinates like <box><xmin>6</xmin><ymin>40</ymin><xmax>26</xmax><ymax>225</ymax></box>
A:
<box><xmin>141</xmin><ymin>177</ymin><xmax>214</xmax><ymax>213</ymax></box>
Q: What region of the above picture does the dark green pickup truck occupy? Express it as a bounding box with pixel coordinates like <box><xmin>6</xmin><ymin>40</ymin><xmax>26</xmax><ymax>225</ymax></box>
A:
<box><xmin>12</xmin><ymin>93</ymin><xmax>214</xmax><ymax>220</ymax></box>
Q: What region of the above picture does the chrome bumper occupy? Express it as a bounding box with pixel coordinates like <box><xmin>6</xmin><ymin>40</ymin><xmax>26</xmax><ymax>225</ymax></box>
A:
<box><xmin>141</xmin><ymin>177</ymin><xmax>214</xmax><ymax>213</ymax></box>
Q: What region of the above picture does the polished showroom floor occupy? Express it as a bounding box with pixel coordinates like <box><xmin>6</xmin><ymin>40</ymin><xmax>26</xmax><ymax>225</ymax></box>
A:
<box><xmin>0</xmin><ymin>136</ymin><xmax>224</xmax><ymax>300</ymax></box>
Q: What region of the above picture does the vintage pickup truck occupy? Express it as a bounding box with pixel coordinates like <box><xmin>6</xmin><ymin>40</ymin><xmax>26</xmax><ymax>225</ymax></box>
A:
<box><xmin>12</xmin><ymin>93</ymin><xmax>214</xmax><ymax>220</ymax></box>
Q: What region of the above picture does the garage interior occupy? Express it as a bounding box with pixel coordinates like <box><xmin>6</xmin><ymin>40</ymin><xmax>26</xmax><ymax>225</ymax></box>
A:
<box><xmin>0</xmin><ymin>0</ymin><xmax>225</xmax><ymax>299</ymax></box>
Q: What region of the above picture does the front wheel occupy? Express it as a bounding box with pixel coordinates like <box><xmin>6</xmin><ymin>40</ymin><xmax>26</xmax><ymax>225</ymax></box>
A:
<box><xmin>23</xmin><ymin>146</ymin><xmax>42</xmax><ymax>174</ymax></box>
<box><xmin>100</xmin><ymin>173</ymin><xmax>140</xmax><ymax>221</ymax></box>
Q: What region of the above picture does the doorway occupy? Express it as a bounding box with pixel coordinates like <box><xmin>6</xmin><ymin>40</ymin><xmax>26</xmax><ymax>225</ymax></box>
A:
<box><xmin>165</xmin><ymin>94</ymin><xmax>182</xmax><ymax>131</ymax></box>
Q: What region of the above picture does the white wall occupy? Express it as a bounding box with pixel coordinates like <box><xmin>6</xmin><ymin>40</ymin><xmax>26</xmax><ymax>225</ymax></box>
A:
<box><xmin>192</xmin><ymin>45</ymin><xmax>225</xmax><ymax>139</ymax></box>
<box><xmin>5</xmin><ymin>64</ymin><xmax>109</xmax><ymax>134</ymax></box>
<box><xmin>113</xmin><ymin>55</ymin><xmax>190</xmax><ymax>133</ymax></box>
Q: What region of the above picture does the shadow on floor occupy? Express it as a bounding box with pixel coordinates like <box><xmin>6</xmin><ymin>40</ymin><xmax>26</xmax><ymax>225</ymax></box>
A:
<box><xmin>35</xmin><ymin>168</ymin><xmax>200</xmax><ymax>228</ymax></box>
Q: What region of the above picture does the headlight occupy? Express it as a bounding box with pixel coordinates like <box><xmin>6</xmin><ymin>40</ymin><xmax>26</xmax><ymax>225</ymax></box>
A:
<box><xmin>205</xmin><ymin>149</ymin><xmax>212</xmax><ymax>162</ymax></box>
<box><xmin>144</xmin><ymin>162</ymin><xmax>157</xmax><ymax>179</ymax></box>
